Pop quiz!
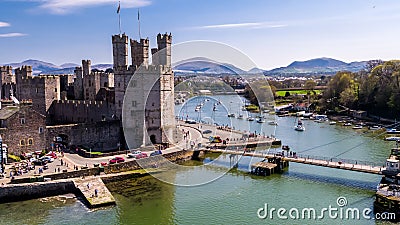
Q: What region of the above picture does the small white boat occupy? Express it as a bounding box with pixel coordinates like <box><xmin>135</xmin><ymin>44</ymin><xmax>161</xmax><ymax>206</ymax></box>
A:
<box><xmin>238</xmin><ymin>114</ymin><xmax>244</xmax><ymax>119</ymax></box>
<box><xmin>369</xmin><ymin>125</ymin><xmax>381</xmax><ymax>130</ymax></box>
<box><xmin>352</xmin><ymin>125</ymin><xmax>363</xmax><ymax>129</ymax></box>
<box><xmin>228</xmin><ymin>113</ymin><xmax>235</xmax><ymax>118</ymax></box>
<box><xmin>343</xmin><ymin>123</ymin><xmax>352</xmax><ymax>126</ymax></box>
<box><xmin>268</xmin><ymin>121</ymin><xmax>278</xmax><ymax>125</ymax></box>
<box><xmin>247</xmin><ymin>117</ymin><xmax>255</xmax><ymax>121</ymax></box>
<box><xmin>385</xmin><ymin>136</ymin><xmax>400</xmax><ymax>141</ymax></box>
<box><xmin>294</xmin><ymin>119</ymin><xmax>305</xmax><ymax>131</ymax></box>
<box><xmin>329</xmin><ymin>121</ymin><xmax>337</xmax><ymax>125</ymax></box>
<box><xmin>294</xmin><ymin>125</ymin><xmax>305</xmax><ymax>131</ymax></box>
<box><xmin>257</xmin><ymin>118</ymin><xmax>266</xmax><ymax>123</ymax></box>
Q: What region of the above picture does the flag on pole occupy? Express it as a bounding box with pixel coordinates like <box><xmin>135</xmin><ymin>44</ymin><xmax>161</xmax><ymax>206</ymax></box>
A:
<box><xmin>138</xmin><ymin>9</ymin><xmax>140</xmax><ymax>20</ymax></box>
<box><xmin>117</xmin><ymin>1</ymin><xmax>121</xmax><ymax>14</ymax></box>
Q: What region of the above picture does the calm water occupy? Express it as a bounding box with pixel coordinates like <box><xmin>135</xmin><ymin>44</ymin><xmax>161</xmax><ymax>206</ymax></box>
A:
<box><xmin>0</xmin><ymin>95</ymin><xmax>396</xmax><ymax>225</ymax></box>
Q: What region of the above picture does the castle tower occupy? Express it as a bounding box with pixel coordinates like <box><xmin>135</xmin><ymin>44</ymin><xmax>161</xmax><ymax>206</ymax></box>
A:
<box><xmin>157</xmin><ymin>33</ymin><xmax>172</xmax><ymax>67</ymax></box>
<box><xmin>124</xmin><ymin>33</ymin><xmax>175</xmax><ymax>149</ymax></box>
<box><xmin>131</xmin><ymin>38</ymin><xmax>149</xmax><ymax>67</ymax></box>
<box><xmin>15</xmin><ymin>66</ymin><xmax>32</xmax><ymax>99</ymax></box>
<box><xmin>0</xmin><ymin>66</ymin><xmax>13</xmax><ymax>83</ymax></box>
<box><xmin>112</xmin><ymin>34</ymin><xmax>129</xmax><ymax>71</ymax></box>
<box><xmin>73</xmin><ymin>66</ymin><xmax>84</xmax><ymax>100</ymax></box>
<box><xmin>82</xmin><ymin>60</ymin><xmax>91</xmax><ymax>77</ymax></box>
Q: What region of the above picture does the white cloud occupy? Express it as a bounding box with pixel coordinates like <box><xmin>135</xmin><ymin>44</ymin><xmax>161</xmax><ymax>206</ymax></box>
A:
<box><xmin>27</xmin><ymin>0</ymin><xmax>151</xmax><ymax>14</ymax></box>
<box><xmin>193</xmin><ymin>22</ymin><xmax>288</xmax><ymax>30</ymax></box>
<box><xmin>0</xmin><ymin>22</ymin><xmax>11</xmax><ymax>27</ymax></box>
<box><xmin>0</xmin><ymin>33</ymin><xmax>27</xmax><ymax>38</ymax></box>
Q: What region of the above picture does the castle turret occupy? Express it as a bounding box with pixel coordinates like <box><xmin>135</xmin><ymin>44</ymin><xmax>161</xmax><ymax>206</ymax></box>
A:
<box><xmin>0</xmin><ymin>66</ymin><xmax>13</xmax><ymax>83</ymax></box>
<box><xmin>112</xmin><ymin>34</ymin><xmax>129</xmax><ymax>71</ymax></box>
<box><xmin>74</xmin><ymin>66</ymin><xmax>84</xmax><ymax>100</ymax></box>
<box><xmin>82</xmin><ymin>60</ymin><xmax>91</xmax><ymax>77</ymax></box>
<box><xmin>157</xmin><ymin>33</ymin><xmax>172</xmax><ymax>67</ymax></box>
<box><xmin>131</xmin><ymin>38</ymin><xmax>149</xmax><ymax>67</ymax></box>
<box><xmin>15</xmin><ymin>66</ymin><xmax>32</xmax><ymax>99</ymax></box>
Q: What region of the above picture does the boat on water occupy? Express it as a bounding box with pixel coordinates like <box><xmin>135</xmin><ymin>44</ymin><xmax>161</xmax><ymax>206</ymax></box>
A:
<box><xmin>268</xmin><ymin>121</ymin><xmax>278</xmax><ymax>125</ymax></box>
<box><xmin>369</xmin><ymin>125</ymin><xmax>381</xmax><ymax>130</ymax></box>
<box><xmin>374</xmin><ymin>146</ymin><xmax>400</xmax><ymax>222</ymax></box>
<box><xmin>213</xmin><ymin>104</ymin><xmax>218</xmax><ymax>111</ymax></box>
<box><xmin>256</xmin><ymin>118</ymin><xmax>266</xmax><ymax>123</ymax></box>
<box><xmin>263</xmin><ymin>109</ymin><xmax>270</xmax><ymax>113</ymax></box>
<box><xmin>329</xmin><ymin>121</ymin><xmax>337</xmax><ymax>125</ymax></box>
<box><xmin>352</xmin><ymin>125</ymin><xmax>363</xmax><ymax>129</ymax></box>
<box><xmin>384</xmin><ymin>136</ymin><xmax>400</xmax><ymax>141</ymax></box>
<box><xmin>228</xmin><ymin>113</ymin><xmax>235</xmax><ymax>118</ymax></box>
<box><xmin>238</xmin><ymin>114</ymin><xmax>244</xmax><ymax>119</ymax></box>
<box><xmin>387</xmin><ymin>128</ymin><xmax>400</xmax><ymax>134</ymax></box>
<box><xmin>247</xmin><ymin>117</ymin><xmax>255</xmax><ymax>121</ymax></box>
<box><xmin>294</xmin><ymin>119</ymin><xmax>305</xmax><ymax>131</ymax></box>
<box><xmin>343</xmin><ymin>123</ymin><xmax>352</xmax><ymax>126</ymax></box>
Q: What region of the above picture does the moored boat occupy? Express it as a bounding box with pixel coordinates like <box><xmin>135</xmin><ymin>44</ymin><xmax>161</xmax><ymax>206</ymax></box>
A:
<box><xmin>294</xmin><ymin>119</ymin><xmax>305</xmax><ymax>131</ymax></box>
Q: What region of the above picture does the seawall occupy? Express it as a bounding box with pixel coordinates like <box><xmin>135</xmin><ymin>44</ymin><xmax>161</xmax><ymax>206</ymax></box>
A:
<box><xmin>0</xmin><ymin>180</ymin><xmax>76</xmax><ymax>203</ymax></box>
<box><xmin>0</xmin><ymin>150</ymin><xmax>193</xmax><ymax>206</ymax></box>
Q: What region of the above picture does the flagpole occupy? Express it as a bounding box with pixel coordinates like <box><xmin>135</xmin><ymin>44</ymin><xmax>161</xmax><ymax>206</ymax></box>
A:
<box><xmin>118</xmin><ymin>1</ymin><xmax>121</xmax><ymax>35</ymax></box>
<box><xmin>138</xmin><ymin>9</ymin><xmax>141</xmax><ymax>39</ymax></box>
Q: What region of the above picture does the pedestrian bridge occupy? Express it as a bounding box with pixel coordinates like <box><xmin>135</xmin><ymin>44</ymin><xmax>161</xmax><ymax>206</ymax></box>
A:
<box><xmin>206</xmin><ymin>149</ymin><xmax>385</xmax><ymax>175</ymax></box>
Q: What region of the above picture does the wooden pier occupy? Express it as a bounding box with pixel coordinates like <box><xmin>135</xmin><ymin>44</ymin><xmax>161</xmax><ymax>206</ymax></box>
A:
<box><xmin>73</xmin><ymin>177</ymin><xmax>116</xmax><ymax>208</ymax></box>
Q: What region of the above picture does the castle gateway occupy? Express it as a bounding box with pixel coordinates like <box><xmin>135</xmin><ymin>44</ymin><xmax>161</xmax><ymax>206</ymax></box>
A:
<box><xmin>114</xmin><ymin>33</ymin><xmax>176</xmax><ymax>149</ymax></box>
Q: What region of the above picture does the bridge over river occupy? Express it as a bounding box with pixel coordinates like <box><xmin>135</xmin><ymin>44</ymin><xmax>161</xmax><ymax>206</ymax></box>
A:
<box><xmin>205</xmin><ymin>149</ymin><xmax>385</xmax><ymax>175</ymax></box>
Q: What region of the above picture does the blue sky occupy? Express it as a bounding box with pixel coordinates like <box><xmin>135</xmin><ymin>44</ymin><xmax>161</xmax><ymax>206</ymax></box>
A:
<box><xmin>1</xmin><ymin>0</ymin><xmax>400</xmax><ymax>70</ymax></box>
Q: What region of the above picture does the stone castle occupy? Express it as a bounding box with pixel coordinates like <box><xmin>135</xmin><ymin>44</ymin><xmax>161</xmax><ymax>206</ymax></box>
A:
<box><xmin>0</xmin><ymin>32</ymin><xmax>174</xmax><ymax>155</ymax></box>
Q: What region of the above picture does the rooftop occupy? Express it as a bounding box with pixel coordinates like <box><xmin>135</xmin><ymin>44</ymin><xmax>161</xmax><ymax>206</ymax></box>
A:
<box><xmin>0</xmin><ymin>106</ymin><xmax>19</xmax><ymax>120</ymax></box>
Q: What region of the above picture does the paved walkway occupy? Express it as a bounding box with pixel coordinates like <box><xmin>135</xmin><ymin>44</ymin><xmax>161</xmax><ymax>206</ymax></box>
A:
<box><xmin>73</xmin><ymin>176</ymin><xmax>115</xmax><ymax>208</ymax></box>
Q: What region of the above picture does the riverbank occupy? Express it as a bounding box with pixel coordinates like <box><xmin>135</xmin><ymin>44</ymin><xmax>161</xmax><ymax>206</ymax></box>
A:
<box><xmin>0</xmin><ymin>150</ymin><xmax>194</xmax><ymax>208</ymax></box>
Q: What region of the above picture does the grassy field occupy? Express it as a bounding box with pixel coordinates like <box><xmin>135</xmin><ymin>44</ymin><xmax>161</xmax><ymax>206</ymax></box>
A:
<box><xmin>276</xmin><ymin>89</ymin><xmax>322</xmax><ymax>97</ymax></box>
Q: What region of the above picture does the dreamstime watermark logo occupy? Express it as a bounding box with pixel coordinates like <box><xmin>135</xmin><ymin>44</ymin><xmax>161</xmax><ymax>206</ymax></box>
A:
<box><xmin>257</xmin><ymin>197</ymin><xmax>396</xmax><ymax>221</ymax></box>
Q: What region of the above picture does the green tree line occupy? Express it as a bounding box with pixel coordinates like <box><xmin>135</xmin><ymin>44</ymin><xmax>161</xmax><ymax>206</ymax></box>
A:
<box><xmin>322</xmin><ymin>60</ymin><xmax>400</xmax><ymax>118</ymax></box>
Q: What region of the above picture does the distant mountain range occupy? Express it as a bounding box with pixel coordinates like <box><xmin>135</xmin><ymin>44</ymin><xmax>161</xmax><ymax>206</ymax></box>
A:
<box><xmin>265</xmin><ymin>57</ymin><xmax>368</xmax><ymax>75</ymax></box>
<box><xmin>1</xmin><ymin>57</ymin><xmax>369</xmax><ymax>76</ymax></box>
<box><xmin>3</xmin><ymin>59</ymin><xmax>113</xmax><ymax>75</ymax></box>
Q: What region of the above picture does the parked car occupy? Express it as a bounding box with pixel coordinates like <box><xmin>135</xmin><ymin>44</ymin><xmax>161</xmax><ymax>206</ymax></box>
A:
<box><xmin>150</xmin><ymin>150</ymin><xmax>162</xmax><ymax>156</ymax></box>
<box><xmin>202</xmin><ymin>130</ymin><xmax>212</xmax><ymax>134</ymax></box>
<box><xmin>39</xmin><ymin>156</ymin><xmax>54</xmax><ymax>163</ymax></box>
<box><xmin>128</xmin><ymin>150</ymin><xmax>148</xmax><ymax>159</ymax></box>
<box><xmin>46</xmin><ymin>151</ymin><xmax>58</xmax><ymax>159</ymax></box>
<box><xmin>109</xmin><ymin>156</ymin><xmax>125</xmax><ymax>164</ymax></box>
<box><xmin>32</xmin><ymin>159</ymin><xmax>47</xmax><ymax>166</ymax></box>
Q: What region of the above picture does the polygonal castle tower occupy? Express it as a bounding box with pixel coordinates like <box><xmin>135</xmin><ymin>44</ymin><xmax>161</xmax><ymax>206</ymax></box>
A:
<box><xmin>114</xmin><ymin>32</ymin><xmax>175</xmax><ymax>149</ymax></box>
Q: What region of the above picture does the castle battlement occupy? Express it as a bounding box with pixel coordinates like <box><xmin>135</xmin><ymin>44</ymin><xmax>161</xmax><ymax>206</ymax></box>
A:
<box><xmin>157</xmin><ymin>32</ymin><xmax>172</xmax><ymax>43</ymax></box>
<box><xmin>55</xmin><ymin>99</ymin><xmax>105</xmax><ymax>106</ymax></box>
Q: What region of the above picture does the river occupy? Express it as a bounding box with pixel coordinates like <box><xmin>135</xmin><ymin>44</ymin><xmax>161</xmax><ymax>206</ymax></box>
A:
<box><xmin>0</xmin><ymin>95</ymin><xmax>395</xmax><ymax>225</ymax></box>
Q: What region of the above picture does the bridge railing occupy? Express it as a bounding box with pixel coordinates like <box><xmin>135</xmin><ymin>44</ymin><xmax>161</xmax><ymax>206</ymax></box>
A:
<box><xmin>211</xmin><ymin>149</ymin><xmax>386</xmax><ymax>168</ymax></box>
<box><xmin>287</xmin><ymin>153</ymin><xmax>385</xmax><ymax>168</ymax></box>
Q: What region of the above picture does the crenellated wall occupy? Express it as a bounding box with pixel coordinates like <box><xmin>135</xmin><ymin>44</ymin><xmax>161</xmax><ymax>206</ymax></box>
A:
<box><xmin>48</xmin><ymin>100</ymin><xmax>115</xmax><ymax>125</ymax></box>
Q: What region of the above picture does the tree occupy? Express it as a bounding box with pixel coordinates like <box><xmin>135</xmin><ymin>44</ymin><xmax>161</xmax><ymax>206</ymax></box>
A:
<box><xmin>304</xmin><ymin>80</ymin><xmax>317</xmax><ymax>91</ymax></box>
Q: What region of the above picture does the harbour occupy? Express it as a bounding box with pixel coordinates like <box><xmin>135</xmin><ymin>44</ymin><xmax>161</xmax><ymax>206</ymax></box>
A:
<box><xmin>0</xmin><ymin>95</ymin><xmax>395</xmax><ymax>224</ymax></box>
